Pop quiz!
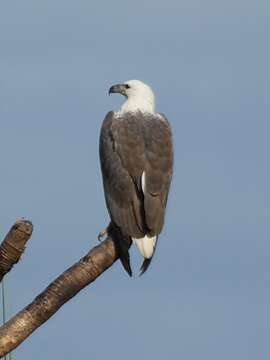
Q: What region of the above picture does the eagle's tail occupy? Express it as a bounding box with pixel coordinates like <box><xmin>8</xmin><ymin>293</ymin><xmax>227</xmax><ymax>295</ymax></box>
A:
<box><xmin>139</xmin><ymin>240</ymin><xmax>158</xmax><ymax>275</ymax></box>
<box><xmin>132</xmin><ymin>235</ymin><xmax>158</xmax><ymax>275</ymax></box>
<box><xmin>108</xmin><ymin>223</ymin><xmax>132</xmax><ymax>276</ymax></box>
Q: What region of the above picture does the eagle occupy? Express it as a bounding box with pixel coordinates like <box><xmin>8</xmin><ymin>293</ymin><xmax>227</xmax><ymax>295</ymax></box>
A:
<box><xmin>99</xmin><ymin>80</ymin><xmax>173</xmax><ymax>276</ymax></box>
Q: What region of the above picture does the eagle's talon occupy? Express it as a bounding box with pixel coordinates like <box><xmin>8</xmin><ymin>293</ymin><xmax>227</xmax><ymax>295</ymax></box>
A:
<box><xmin>98</xmin><ymin>228</ymin><xmax>108</xmax><ymax>242</ymax></box>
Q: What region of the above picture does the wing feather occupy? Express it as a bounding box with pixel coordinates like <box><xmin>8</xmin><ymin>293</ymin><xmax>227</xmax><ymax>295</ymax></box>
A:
<box><xmin>142</xmin><ymin>113</ymin><xmax>173</xmax><ymax>234</ymax></box>
<box><xmin>99</xmin><ymin>112</ymin><xmax>146</xmax><ymax>238</ymax></box>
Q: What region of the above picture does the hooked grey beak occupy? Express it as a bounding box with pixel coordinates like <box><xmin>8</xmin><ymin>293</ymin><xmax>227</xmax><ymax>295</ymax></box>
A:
<box><xmin>108</xmin><ymin>84</ymin><xmax>126</xmax><ymax>96</ymax></box>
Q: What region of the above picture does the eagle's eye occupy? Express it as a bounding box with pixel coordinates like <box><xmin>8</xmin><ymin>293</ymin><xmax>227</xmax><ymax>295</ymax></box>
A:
<box><xmin>125</xmin><ymin>84</ymin><xmax>130</xmax><ymax>89</ymax></box>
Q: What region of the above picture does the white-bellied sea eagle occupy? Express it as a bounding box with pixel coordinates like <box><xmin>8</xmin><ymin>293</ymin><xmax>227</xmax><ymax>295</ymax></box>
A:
<box><xmin>99</xmin><ymin>80</ymin><xmax>173</xmax><ymax>275</ymax></box>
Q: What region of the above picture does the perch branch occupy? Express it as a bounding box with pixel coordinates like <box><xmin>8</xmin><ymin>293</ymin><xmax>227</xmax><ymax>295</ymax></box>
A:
<box><xmin>0</xmin><ymin>233</ymin><xmax>119</xmax><ymax>358</ymax></box>
<box><xmin>0</xmin><ymin>219</ymin><xmax>33</xmax><ymax>283</ymax></box>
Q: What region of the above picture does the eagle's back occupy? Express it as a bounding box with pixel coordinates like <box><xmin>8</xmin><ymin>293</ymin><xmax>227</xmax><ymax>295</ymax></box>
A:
<box><xmin>99</xmin><ymin>111</ymin><xmax>173</xmax><ymax>237</ymax></box>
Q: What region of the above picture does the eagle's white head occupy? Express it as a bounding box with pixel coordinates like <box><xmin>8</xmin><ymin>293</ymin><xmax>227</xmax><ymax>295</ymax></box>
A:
<box><xmin>109</xmin><ymin>79</ymin><xmax>155</xmax><ymax>114</ymax></box>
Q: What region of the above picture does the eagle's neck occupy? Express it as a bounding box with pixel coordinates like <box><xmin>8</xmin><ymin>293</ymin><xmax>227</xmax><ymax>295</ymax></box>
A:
<box><xmin>119</xmin><ymin>95</ymin><xmax>155</xmax><ymax>115</ymax></box>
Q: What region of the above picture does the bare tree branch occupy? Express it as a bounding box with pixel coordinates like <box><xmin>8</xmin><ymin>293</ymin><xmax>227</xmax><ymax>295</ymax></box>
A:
<box><xmin>0</xmin><ymin>219</ymin><xmax>33</xmax><ymax>283</ymax></box>
<box><xmin>0</xmin><ymin>234</ymin><xmax>119</xmax><ymax>358</ymax></box>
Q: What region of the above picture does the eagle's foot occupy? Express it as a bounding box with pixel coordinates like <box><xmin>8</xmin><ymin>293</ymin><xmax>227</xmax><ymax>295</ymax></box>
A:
<box><xmin>98</xmin><ymin>227</ymin><xmax>108</xmax><ymax>242</ymax></box>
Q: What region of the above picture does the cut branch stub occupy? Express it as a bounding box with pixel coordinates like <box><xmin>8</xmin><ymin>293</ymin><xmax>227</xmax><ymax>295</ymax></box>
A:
<box><xmin>0</xmin><ymin>219</ymin><xmax>33</xmax><ymax>282</ymax></box>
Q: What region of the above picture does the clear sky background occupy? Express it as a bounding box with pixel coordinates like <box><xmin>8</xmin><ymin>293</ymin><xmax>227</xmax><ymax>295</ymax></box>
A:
<box><xmin>0</xmin><ymin>0</ymin><xmax>269</xmax><ymax>359</ymax></box>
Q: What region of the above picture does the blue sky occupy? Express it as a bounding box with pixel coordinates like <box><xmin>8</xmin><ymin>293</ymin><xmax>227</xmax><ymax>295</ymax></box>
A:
<box><xmin>0</xmin><ymin>0</ymin><xmax>270</xmax><ymax>358</ymax></box>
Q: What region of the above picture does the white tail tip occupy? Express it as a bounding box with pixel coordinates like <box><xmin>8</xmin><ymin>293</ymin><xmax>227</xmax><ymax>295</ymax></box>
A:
<box><xmin>132</xmin><ymin>235</ymin><xmax>157</xmax><ymax>259</ymax></box>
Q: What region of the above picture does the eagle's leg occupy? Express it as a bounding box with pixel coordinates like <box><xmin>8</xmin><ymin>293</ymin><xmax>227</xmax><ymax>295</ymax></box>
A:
<box><xmin>98</xmin><ymin>227</ymin><xmax>109</xmax><ymax>242</ymax></box>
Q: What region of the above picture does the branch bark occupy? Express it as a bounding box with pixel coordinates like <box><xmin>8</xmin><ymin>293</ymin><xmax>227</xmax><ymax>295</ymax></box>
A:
<box><xmin>0</xmin><ymin>219</ymin><xmax>33</xmax><ymax>283</ymax></box>
<box><xmin>0</xmin><ymin>234</ymin><xmax>119</xmax><ymax>358</ymax></box>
